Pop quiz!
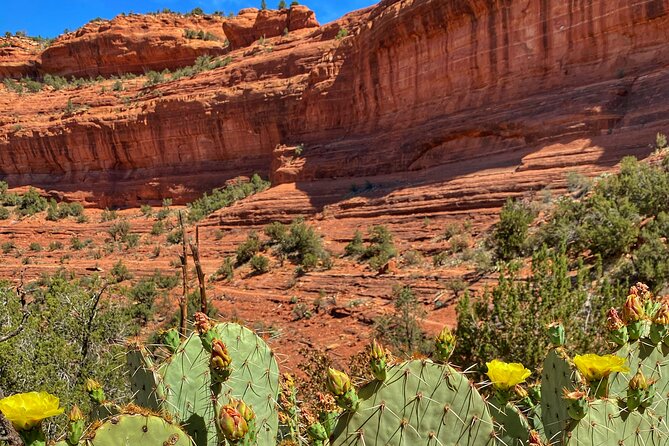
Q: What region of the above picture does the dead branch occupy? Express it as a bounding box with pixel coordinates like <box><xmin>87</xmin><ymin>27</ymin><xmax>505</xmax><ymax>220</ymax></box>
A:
<box><xmin>189</xmin><ymin>225</ymin><xmax>207</xmax><ymax>315</ymax></box>
<box><xmin>178</xmin><ymin>211</ymin><xmax>189</xmax><ymax>337</ymax></box>
<box><xmin>0</xmin><ymin>275</ymin><xmax>29</xmax><ymax>344</ymax></box>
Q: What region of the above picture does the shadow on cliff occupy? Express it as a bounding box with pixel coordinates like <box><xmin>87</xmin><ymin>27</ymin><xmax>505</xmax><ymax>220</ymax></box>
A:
<box><xmin>289</xmin><ymin>135</ymin><xmax>655</xmax><ymax>218</ymax></box>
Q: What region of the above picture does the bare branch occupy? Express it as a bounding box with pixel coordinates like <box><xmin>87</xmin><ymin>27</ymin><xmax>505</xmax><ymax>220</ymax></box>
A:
<box><xmin>189</xmin><ymin>225</ymin><xmax>207</xmax><ymax>315</ymax></box>
<box><xmin>0</xmin><ymin>274</ymin><xmax>30</xmax><ymax>344</ymax></box>
<box><xmin>178</xmin><ymin>211</ymin><xmax>189</xmax><ymax>337</ymax></box>
<box><xmin>77</xmin><ymin>281</ymin><xmax>109</xmax><ymax>380</ymax></box>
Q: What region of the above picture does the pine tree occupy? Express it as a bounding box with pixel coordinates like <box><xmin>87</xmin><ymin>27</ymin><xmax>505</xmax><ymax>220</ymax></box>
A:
<box><xmin>278</xmin><ymin>0</ymin><xmax>287</xmax><ymax>9</ymax></box>
<box><xmin>261</xmin><ymin>0</ymin><xmax>267</xmax><ymax>10</ymax></box>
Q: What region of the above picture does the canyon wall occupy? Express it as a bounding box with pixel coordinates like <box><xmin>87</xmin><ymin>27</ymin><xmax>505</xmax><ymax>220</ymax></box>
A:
<box><xmin>1</xmin><ymin>0</ymin><xmax>668</xmax><ymax>206</ymax></box>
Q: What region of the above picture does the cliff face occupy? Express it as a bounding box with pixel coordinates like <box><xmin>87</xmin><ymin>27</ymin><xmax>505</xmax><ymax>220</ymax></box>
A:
<box><xmin>223</xmin><ymin>6</ymin><xmax>319</xmax><ymax>48</ymax></box>
<box><xmin>0</xmin><ymin>0</ymin><xmax>668</xmax><ymax>206</ymax></box>
<box><xmin>40</xmin><ymin>14</ymin><xmax>230</xmax><ymax>77</ymax></box>
<box><xmin>0</xmin><ymin>37</ymin><xmax>41</xmax><ymax>79</ymax></box>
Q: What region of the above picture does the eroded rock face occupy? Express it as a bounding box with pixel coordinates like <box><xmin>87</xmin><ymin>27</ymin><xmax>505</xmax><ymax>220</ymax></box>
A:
<box><xmin>0</xmin><ymin>0</ymin><xmax>668</xmax><ymax>207</ymax></box>
<box><xmin>39</xmin><ymin>13</ymin><xmax>229</xmax><ymax>77</ymax></box>
<box><xmin>222</xmin><ymin>6</ymin><xmax>319</xmax><ymax>49</ymax></box>
<box><xmin>0</xmin><ymin>37</ymin><xmax>41</xmax><ymax>79</ymax></box>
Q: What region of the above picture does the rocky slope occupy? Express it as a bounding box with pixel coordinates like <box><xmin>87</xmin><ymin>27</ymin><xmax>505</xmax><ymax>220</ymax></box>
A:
<box><xmin>1</xmin><ymin>0</ymin><xmax>669</xmax><ymax>368</ymax></box>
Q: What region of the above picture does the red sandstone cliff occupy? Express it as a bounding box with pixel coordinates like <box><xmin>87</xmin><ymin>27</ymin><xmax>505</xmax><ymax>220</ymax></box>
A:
<box><xmin>0</xmin><ymin>0</ymin><xmax>668</xmax><ymax>207</ymax></box>
<box><xmin>40</xmin><ymin>14</ymin><xmax>230</xmax><ymax>77</ymax></box>
<box><xmin>223</xmin><ymin>6</ymin><xmax>319</xmax><ymax>48</ymax></box>
<box><xmin>0</xmin><ymin>36</ymin><xmax>41</xmax><ymax>79</ymax></box>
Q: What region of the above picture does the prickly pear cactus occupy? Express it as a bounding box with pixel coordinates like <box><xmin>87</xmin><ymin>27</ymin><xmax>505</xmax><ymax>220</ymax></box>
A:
<box><xmin>129</xmin><ymin>322</ymin><xmax>279</xmax><ymax>446</ymax></box>
<box><xmin>85</xmin><ymin>411</ymin><xmax>192</xmax><ymax>446</ymax></box>
<box><xmin>126</xmin><ymin>345</ymin><xmax>163</xmax><ymax>410</ymax></box>
<box><xmin>541</xmin><ymin>348</ymin><xmax>576</xmax><ymax>444</ymax></box>
<box><xmin>211</xmin><ymin>322</ymin><xmax>279</xmax><ymax>445</ymax></box>
<box><xmin>487</xmin><ymin>398</ymin><xmax>530</xmax><ymax>446</ymax></box>
<box><xmin>562</xmin><ymin>399</ymin><xmax>668</xmax><ymax>445</ymax></box>
<box><xmin>609</xmin><ymin>340</ymin><xmax>669</xmax><ymax>420</ymax></box>
<box><xmin>330</xmin><ymin>360</ymin><xmax>494</xmax><ymax>446</ymax></box>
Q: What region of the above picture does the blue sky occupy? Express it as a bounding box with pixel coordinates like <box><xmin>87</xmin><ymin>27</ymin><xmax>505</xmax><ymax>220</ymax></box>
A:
<box><xmin>0</xmin><ymin>0</ymin><xmax>377</xmax><ymax>38</ymax></box>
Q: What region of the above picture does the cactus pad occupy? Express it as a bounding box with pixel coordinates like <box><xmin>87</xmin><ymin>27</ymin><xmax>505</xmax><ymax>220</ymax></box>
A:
<box><xmin>541</xmin><ymin>348</ymin><xmax>575</xmax><ymax>444</ymax></box>
<box><xmin>330</xmin><ymin>360</ymin><xmax>494</xmax><ymax>446</ymax></box>
<box><xmin>158</xmin><ymin>322</ymin><xmax>279</xmax><ymax>446</ymax></box>
<box><xmin>126</xmin><ymin>345</ymin><xmax>163</xmax><ymax>410</ymax></box>
<box><xmin>487</xmin><ymin>398</ymin><xmax>530</xmax><ymax>445</ymax></box>
<box><xmin>609</xmin><ymin>339</ymin><xmax>669</xmax><ymax>420</ymax></box>
<box><xmin>563</xmin><ymin>399</ymin><xmax>668</xmax><ymax>445</ymax></box>
<box><xmin>86</xmin><ymin>412</ymin><xmax>192</xmax><ymax>446</ymax></box>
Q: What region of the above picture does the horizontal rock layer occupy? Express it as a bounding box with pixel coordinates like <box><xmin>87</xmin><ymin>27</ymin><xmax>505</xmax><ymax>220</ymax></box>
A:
<box><xmin>0</xmin><ymin>0</ymin><xmax>667</xmax><ymax>209</ymax></box>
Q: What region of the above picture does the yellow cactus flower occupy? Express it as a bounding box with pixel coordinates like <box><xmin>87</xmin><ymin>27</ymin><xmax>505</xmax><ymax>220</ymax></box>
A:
<box><xmin>0</xmin><ymin>391</ymin><xmax>64</xmax><ymax>430</ymax></box>
<box><xmin>485</xmin><ymin>359</ymin><xmax>531</xmax><ymax>391</ymax></box>
<box><xmin>573</xmin><ymin>354</ymin><xmax>629</xmax><ymax>382</ymax></box>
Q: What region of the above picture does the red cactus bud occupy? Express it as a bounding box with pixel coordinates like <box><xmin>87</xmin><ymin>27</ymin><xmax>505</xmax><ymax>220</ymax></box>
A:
<box><xmin>230</xmin><ymin>398</ymin><xmax>255</xmax><ymax>423</ymax></box>
<box><xmin>211</xmin><ymin>339</ymin><xmax>231</xmax><ymax>370</ymax></box>
<box><xmin>622</xmin><ymin>293</ymin><xmax>644</xmax><ymax>323</ymax></box>
<box><xmin>194</xmin><ymin>312</ymin><xmax>212</xmax><ymax>334</ymax></box>
<box><xmin>218</xmin><ymin>405</ymin><xmax>248</xmax><ymax>441</ymax></box>
<box><xmin>326</xmin><ymin>368</ymin><xmax>351</xmax><ymax>396</ymax></box>
<box><xmin>607</xmin><ymin>308</ymin><xmax>625</xmax><ymax>330</ymax></box>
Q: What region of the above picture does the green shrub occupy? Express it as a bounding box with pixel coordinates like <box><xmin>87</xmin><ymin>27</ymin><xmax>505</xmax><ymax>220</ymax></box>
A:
<box><xmin>597</xmin><ymin>156</ymin><xmax>669</xmax><ymax>216</ymax></box>
<box><xmin>151</xmin><ymin>270</ymin><xmax>180</xmax><ymax>290</ymax></box>
<box><xmin>250</xmin><ymin>254</ymin><xmax>270</xmax><ymax>274</ymax></box>
<box><xmin>0</xmin><ymin>275</ymin><xmax>134</xmax><ymax>433</ymax></box>
<box><xmin>155</xmin><ymin>207</ymin><xmax>171</xmax><ymax>220</ymax></box>
<box><xmin>565</xmin><ymin>171</ymin><xmax>592</xmax><ymax>197</ymax></box>
<box><xmin>16</xmin><ymin>187</ymin><xmax>47</xmax><ymax>216</ymax></box>
<box><xmin>361</xmin><ymin>225</ymin><xmax>397</xmax><ymax>270</ymax></box>
<box><xmin>47</xmin><ymin>200</ymin><xmax>84</xmax><ymax>220</ymax></box>
<box><xmin>46</xmin><ymin>199</ymin><xmax>59</xmax><ymax>221</ymax></box>
<box><xmin>449</xmin><ymin>234</ymin><xmax>470</xmax><ymax>253</ymax></box>
<box><xmin>264</xmin><ymin>221</ymin><xmax>288</xmax><ymax>246</ymax></box>
<box><xmin>0</xmin><ymin>206</ymin><xmax>9</xmax><ymax>220</ymax></box>
<box><xmin>107</xmin><ymin>220</ymin><xmax>131</xmax><ymax>242</ymax></box>
<box><xmin>101</xmin><ymin>208</ymin><xmax>118</xmax><ymax>222</ymax></box>
<box><xmin>213</xmin><ymin>257</ymin><xmax>235</xmax><ymax>282</ymax></box>
<box><xmin>143</xmin><ymin>70</ymin><xmax>165</xmax><ymax>87</ymax></box>
<box><xmin>124</xmin><ymin>233</ymin><xmax>140</xmax><ymax>249</ymax></box>
<box><xmin>374</xmin><ymin>286</ymin><xmax>429</xmax><ymax>356</ymax></box>
<box><xmin>2</xmin><ymin>192</ymin><xmax>20</xmax><ymax>207</ymax></box>
<box><xmin>577</xmin><ymin>194</ymin><xmax>640</xmax><ymax>258</ymax></box>
<box><xmin>140</xmin><ymin>204</ymin><xmax>153</xmax><ymax>217</ymax></box>
<box><xmin>166</xmin><ymin>228</ymin><xmax>183</xmax><ymax>245</ymax></box>
<box><xmin>150</xmin><ymin>221</ymin><xmax>165</xmax><ymax>236</ymax></box>
<box><xmin>401</xmin><ymin>249</ymin><xmax>424</xmax><ymax>266</ymax></box>
<box><xmin>48</xmin><ymin>241</ymin><xmax>63</xmax><ymax>251</ymax></box>
<box><xmin>187</xmin><ymin>175</ymin><xmax>270</xmax><ymax>222</ymax></box>
<box><xmin>1</xmin><ymin>241</ymin><xmax>15</xmax><ymax>254</ymax></box>
<box><xmin>128</xmin><ymin>279</ymin><xmax>158</xmax><ymax>324</ymax></box>
<box><xmin>344</xmin><ymin>230</ymin><xmax>365</xmax><ymax>257</ymax></box>
<box><xmin>236</xmin><ymin>231</ymin><xmax>261</xmax><ymax>265</ymax></box>
<box><xmin>453</xmin><ymin>246</ymin><xmax>610</xmax><ymax>377</ymax></box>
<box><xmin>29</xmin><ymin>242</ymin><xmax>42</xmax><ymax>251</ymax></box>
<box><xmin>432</xmin><ymin>251</ymin><xmax>449</xmax><ymax>267</ymax></box>
<box><xmin>110</xmin><ymin>260</ymin><xmax>133</xmax><ymax>283</ymax></box>
<box><xmin>70</xmin><ymin>236</ymin><xmax>87</xmax><ymax>250</ymax></box>
<box><xmin>493</xmin><ymin>198</ymin><xmax>536</xmax><ymax>261</ymax></box>
<box><xmin>335</xmin><ymin>28</ymin><xmax>349</xmax><ymax>40</ymax></box>
<box><xmin>443</xmin><ymin>222</ymin><xmax>463</xmax><ymax>239</ymax></box>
